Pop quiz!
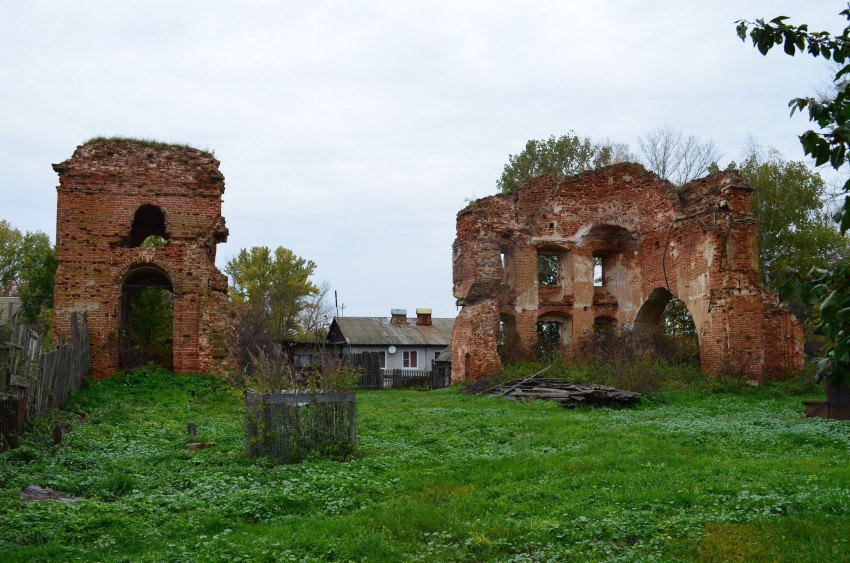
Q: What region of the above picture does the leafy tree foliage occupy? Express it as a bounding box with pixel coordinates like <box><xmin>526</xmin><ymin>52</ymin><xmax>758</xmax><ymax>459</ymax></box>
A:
<box><xmin>738</xmin><ymin>6</ymin><xmax>850</xmax><ymax>384</ymax></box>
<box><xmin>225</xmin><ymin>246</ymin><xmax>319</xmax><ymax>341</ymax></box>
<box><xmin>736</xmin><ymin>145</ymin><xmax>850</xmax><ymax>291</ymax></box>
<box><xmin>637</xmin><ymin>124</ymin><xmax>721</xmax><ymax>185</ymax></box>
<box><xmin>662</xmin><ymin>297</ymin><xmax>696</xmax><ymax>336</ymax></box>
<box><xmin>0</xmin><ymin>220</ymin><xmax>55</xmax><ymax>329</ymax></box>
<box><xmin>497</xmin><ymin>133</ymin><xmax>632</xmax><ymax>193</ymax></box>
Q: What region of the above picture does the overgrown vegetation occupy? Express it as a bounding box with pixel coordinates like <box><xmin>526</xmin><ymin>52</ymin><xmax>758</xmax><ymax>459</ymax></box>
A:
<box><xmin>82</xmin><ymin>136</ymin><xmax>214</xmax><ymax>156</ymax></box>
<box><xmin>738</xmin><ymin>6</ymin><xmax>850</xmax><ymax>386</ymax></box>
<box><xmin>1</xmin><ymin>365</ymin><xmax>846</xmax><ymax>561</ymax></box>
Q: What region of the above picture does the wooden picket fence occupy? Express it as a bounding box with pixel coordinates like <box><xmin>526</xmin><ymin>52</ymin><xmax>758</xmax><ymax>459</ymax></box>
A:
<box><xmin>349</xmin><ymin>352</ymin><xmax>450</xmax><ymax>390</ymax></box>
<box><xmin>0</xmin><ymin>312</ymin><xmax>89</xmax><ymax>449</ymax></box>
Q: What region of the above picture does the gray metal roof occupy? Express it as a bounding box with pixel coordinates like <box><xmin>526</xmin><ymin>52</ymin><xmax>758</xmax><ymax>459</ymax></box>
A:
<box><xmin>330</xmin><ymin>317</ymin><xmax>454</xmax><ymax>347</ymax></box>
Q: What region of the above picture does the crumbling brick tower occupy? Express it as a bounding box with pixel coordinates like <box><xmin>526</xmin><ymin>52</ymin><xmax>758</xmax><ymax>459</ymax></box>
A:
<box><xmin>53</xmin><ymin>139</ymin><xmax>232</xmax><ymax>378</ymax></box>
<box><xmin>452</xmin><ymin>163</ymin><xmax>804</xmax><ymax>382</ymax></box>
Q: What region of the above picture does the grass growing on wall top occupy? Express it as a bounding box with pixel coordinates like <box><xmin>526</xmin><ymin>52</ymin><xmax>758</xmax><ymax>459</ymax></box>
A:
<box><xmin>83</xmin><ymin>136</ymin><xmax>214</xmax><ymax>156</ymax></box>
<box><xmin>0</xmin><ymin>365</ymin><xmax>848</xmax><ymax>561</ymax></box>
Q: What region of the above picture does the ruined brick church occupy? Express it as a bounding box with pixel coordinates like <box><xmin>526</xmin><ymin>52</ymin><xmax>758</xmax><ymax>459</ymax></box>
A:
<box><xmin>451</xmin><ymin>163</ymin><xmax>804</xmax><ymax>382</ymax></box>
<box><xmin>52</xmin><ymin>139</ymin><xmax>232</xmax><ymax>378</ymax></box>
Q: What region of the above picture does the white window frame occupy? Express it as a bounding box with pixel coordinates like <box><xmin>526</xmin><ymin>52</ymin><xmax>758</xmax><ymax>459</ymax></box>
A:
<box><xmin>403</xmin><ymin>350</ymin><xmax>418</xmax><ymax>369</ymax></box>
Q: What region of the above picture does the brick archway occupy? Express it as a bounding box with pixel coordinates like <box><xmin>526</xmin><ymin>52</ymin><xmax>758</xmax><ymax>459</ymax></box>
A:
<box><xmin>119</xmin><ymin>265</ymin><xmax>174</xmax><ymax>370</ymax></box>
<box><xmin>53</xmin><ymin>139</ymin><xmax>234</xmax><ymax>378</ymax></box>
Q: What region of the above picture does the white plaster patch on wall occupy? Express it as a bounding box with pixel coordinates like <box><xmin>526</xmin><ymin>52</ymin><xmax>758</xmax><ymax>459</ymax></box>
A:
<box><xmin>70</xmin><ymin>301</ymin><xmax>101</xmax><ymax>313</ymax></box>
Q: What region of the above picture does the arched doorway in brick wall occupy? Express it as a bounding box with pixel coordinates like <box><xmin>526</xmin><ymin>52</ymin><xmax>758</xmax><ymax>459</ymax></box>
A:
<box><xmin>634</xmin><ymin>287</ymin><xmax>700</xmax><ymax>366</ymax></box>
<box><xmin>120</xmin><ymin>266</ymin><xmax>174</xmax><ymax>370</ymax></box>
<box><xmin>537</xmin><ymin>312</ymin><xmax>573</xmax><ymax>361</ymax></box>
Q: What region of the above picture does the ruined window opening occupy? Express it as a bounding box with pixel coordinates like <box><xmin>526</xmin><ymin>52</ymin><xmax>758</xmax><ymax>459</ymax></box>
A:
<box><xmin>593</xmin><ymin>255</ymin><xmax>605</xmax><ymax>287</ymax></box>
<box><xmin>538</xmin><ymin>254</ymin><xmax>558</xmax><ymax>286</ymax></box>
<box><xmin>142</xmin><ymin>235</ymin><xmax>166</xmax><ymax>248</ymax></box>
<box><xmin>594</xmin><ymin>316</ymin><xmax>616</xmax><ymax>333</ymax></box>
<box><xmin>499</xmin><ymin>315</ymin><xmax>518</xmax><ymax>360</ymax></box>
<box><xmin>378</xmin><ymin>351</ymin><xmax>386</xmax><ymax>368</ymax></box>
<box><xmin>498</xmin><ymin>320</ymin><xmax>506</xmax><ymax>358</ymax></box>
<box><xmin>403</xmin><ymin>350</ymin><xmax>418</xmax><ymax>368</ymax></box>
<box><xmin>128</xmin><ymin>205</ymin><xmax>167</xmax><ymax>247</ymax></box>
<box><xmin>500</xmin><ymin>248</ymin><xmax>516</xmax><ymax>289</ymax></box>
<box><xmin>537</xmin><ymin>321</ymin><xmax>560</xmax><ymax>358</ymax></box>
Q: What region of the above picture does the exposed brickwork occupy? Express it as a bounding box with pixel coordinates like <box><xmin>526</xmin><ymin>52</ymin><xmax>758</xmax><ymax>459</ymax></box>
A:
<box><xmin>452</xmin><ymin>163</ymin><xmax>804</xmax><ymax>382</ymax></box>
<box><xmin>53</xmin><ymin>140</ymin><xmax>234</xmax><ymax>378</ymax></box>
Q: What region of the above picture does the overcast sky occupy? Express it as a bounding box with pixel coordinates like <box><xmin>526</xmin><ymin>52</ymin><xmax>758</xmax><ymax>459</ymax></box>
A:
<box><xmin>0</xmin><ymin>1</ymin><xmax>842</xmax><ymax>318</ymax></box>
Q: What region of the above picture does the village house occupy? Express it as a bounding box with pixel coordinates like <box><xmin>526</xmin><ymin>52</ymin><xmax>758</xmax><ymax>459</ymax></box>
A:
<box><xmin>327</xmin><ymin>308</ymin><xmax>453</xmax><ymax>373</ymax></box>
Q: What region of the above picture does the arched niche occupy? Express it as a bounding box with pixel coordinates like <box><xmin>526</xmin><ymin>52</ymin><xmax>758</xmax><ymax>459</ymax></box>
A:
<box><xmin>127</xmin><ymin>205</ymin><xmax>167</xmax><ymax>247</ymax></box>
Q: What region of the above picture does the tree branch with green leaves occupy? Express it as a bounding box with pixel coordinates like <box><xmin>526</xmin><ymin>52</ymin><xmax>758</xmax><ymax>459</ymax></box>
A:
<box><xmin>738</xmin><ymin>5</ymin><xmax>850</xmax><ymax>384</ymax></box>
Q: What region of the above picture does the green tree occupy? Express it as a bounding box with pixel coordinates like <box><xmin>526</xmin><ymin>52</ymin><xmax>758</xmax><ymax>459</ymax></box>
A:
<box><xmin>225</xmin><ymin>246</ymin><xmax>319</xmax><ymax>341</ymax></box>
<box><xmin>738</xmin><ymin>7</ymin><xmax>850</xmax><ymax>384</ymax></box>
<box><xmin>0</xmin><ymin>220</ymin><xmax>56</xmax><ymax>329</ymax></box>
<box><xmin>497</xmin><ymin>133</ymin><xmax>632</xmax><ymax>193</ymax></box>
<box><xmin>736</xmin><ymin>145</ymin><xmax>850</xmax><ymax>291</ymax></box>
<box><xmin>0</xmin><ymin>220</ymin><xmax>24</xmax><ymax>295</ymax></box>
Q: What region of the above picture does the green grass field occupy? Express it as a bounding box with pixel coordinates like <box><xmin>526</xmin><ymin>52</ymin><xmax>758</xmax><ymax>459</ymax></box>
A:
<box><xmin>1</xmin><ymin>366</ymin><xmax>848</xmax><ymax>562</ymax></box>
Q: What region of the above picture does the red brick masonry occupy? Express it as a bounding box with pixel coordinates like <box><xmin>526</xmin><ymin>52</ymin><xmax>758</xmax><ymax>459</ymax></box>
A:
<box><xmin>53</xmin><ymin>140</ymin><xmax>233</xmax><ymax>378</ymax></box>
<box><xmin>451</xmin><ymin>164</ymin><xmax>804</xmax><ymax>382</ymax></box>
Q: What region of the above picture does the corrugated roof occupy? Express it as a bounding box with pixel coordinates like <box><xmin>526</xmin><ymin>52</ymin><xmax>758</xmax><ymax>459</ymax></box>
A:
<box><xmin>330</xmin><ymin>317</ymin><xmax>454</xmax><ymax>347</ymax></box>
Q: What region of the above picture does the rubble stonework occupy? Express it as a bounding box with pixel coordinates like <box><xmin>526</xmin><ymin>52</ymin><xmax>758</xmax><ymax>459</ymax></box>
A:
<box><xmin>53</xmin><ymin>139</ymin><xmax>233</xmax><ymax>378</ymax></box>
<box><xmin>451</xmin><ymin>163</ymin><xmax>804</xmax><ymax>382</ymax></box>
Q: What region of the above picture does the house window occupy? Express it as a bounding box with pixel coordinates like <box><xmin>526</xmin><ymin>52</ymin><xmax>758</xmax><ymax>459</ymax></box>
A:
<box><xmin>403</xmin><ymin>350</ymin><xmax>418</xmax><ymax>368</ymax></box>
<box><xmin>378</xmin><ymin>351</ymin><xmax>386</xmax><ymax>368</ymax></box>
<box><xmin>294</xmin><ymin>354</ymin><xmax>314</xmax><ymax>368</ymax></box>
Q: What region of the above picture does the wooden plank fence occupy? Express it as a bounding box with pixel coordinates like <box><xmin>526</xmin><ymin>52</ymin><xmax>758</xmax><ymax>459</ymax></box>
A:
<box><xmin>349</xmin><ymin>352</ymin><xmax>450</xmax><ymax>391</ymax></box>
<box><xmin>0</xmin><ymin>312</ymin><xmax>89</xmax><ymax>450</ymax></box>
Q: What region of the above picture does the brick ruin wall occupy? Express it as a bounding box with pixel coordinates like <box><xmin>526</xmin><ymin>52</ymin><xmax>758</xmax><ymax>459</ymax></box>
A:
<box><xmin>451</xmin><ymin>163</ymin><xmax>804</xmax><ymax>382</ymax></box>
<box><xmin>53</xmin><ymin>140</ymin><xmax>234</xmax><ymax>378</ymax></box>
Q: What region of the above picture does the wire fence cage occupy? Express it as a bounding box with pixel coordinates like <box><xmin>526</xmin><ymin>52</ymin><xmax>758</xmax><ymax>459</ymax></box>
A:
<box><xmin>244</xmin><ymin>390</ymin><xmax>356</xmax><ymax>464</ymax></box>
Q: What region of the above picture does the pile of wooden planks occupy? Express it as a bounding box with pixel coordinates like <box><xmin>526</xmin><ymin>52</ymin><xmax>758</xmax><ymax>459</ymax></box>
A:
<box><xmin>489</xmin><ymin>376</ymin><xmax>641</xmax><ymax>408</ymax></box>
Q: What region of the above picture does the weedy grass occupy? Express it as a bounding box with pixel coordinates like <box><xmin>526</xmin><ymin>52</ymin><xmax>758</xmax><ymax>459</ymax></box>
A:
<box><xmin>0</xmin><ymin>364</ymin><xmax>848</xmax><ymax>561</ymax></box>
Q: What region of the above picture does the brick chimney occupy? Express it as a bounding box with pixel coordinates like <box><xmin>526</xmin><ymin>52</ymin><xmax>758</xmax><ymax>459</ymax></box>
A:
<box><xmin>416</xmin><ymin>308</ymin><xmax>432</xmax><ymax>326</ymax></box>
<box><xmin>390</xmin><ymin>308</ymin><xmax>408</xmax><ymax>325</ymax></box>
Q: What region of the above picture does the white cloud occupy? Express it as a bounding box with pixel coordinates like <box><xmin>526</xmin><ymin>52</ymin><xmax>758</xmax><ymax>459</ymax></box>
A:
<box><xmin>1</xmin><ymin>0</ymin><xmax>844</xmax><ymax>317</ymax></box>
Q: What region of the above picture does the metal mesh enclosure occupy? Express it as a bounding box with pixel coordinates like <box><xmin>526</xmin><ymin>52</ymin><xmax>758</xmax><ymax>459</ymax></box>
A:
<box><xmin>245</xmin><ymin>390</ymin><xmax>356</xmax><ymax>464</ymax></box>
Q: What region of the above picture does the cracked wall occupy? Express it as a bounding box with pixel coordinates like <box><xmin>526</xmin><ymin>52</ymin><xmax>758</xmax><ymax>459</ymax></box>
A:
<box><xmin>452</xmin><ymin>163</ymin><xmax>804</xmax><ymax>382</ymax></box>
<box><xmin>53</xmin><ymin>139</ymin><xmax>234</xmax><ymax>378</ymax></box>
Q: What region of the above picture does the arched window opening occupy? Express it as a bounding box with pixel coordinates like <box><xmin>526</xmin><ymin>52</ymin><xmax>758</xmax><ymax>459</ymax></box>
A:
<box><xmin>120</xmin><ymin>267</ymin><xmax>173</xmax><ymax>370</ymax></box>
<box><xmin>537</xmin><ymin>313</ymin><xmax>573</xmax><ymax>360</ymax></box>
<box><xmin>128</xmin><ymin>205</ymin><xmax>167</xmax><ymax>247</ymax></box>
